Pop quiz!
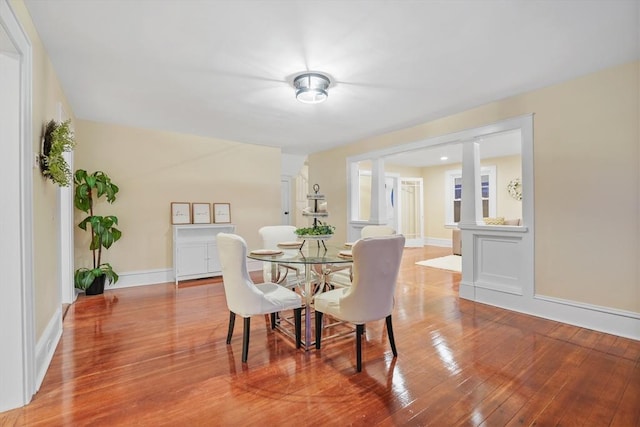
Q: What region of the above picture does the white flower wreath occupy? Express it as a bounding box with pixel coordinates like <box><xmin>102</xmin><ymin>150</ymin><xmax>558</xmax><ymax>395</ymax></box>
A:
<box><xmin>507</xmin><ymin>178</ymin><xmax>522</xmax><ymax>201</ymax></box>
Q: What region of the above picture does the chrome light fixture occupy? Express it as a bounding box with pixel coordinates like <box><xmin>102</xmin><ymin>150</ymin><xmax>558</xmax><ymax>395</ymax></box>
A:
<box><xmin>293</xmin><ymin>72</ymin><xmax>330</xmax><ymax>104</ymax></box>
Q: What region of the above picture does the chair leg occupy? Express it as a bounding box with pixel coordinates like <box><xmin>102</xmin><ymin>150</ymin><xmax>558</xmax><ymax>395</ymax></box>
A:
<box><xmin>356</xmin><ymin>324</ymin><xmax>364</xmax><ymax>372</ymax></box>
<box><xmin>242</xmin><ymin>317</ymin><xmax>251</xmax><ymax>363</ymax></box>
<box><xmin>386</xmin><ymin>315</ymin><xmax>398</xmax><ymax>357</ymax></box>
<box><xmin>270</xmin><ymin>312</ymin><xmax>277</xmax><ymax>329</ymax></box>
<box><xmin>294</xmin><ymin>308</ymin><xmax>302</xmax><ymax>349</ymax></box>
<box><xmin>315</xmin><ymin>311</ymin><xmax>323</xmax><ymax>349</ymax></box>
<box><xmin>226</xmin><ymin>311</ymin><xmax>236</xmax><ymax>344</ymax></box>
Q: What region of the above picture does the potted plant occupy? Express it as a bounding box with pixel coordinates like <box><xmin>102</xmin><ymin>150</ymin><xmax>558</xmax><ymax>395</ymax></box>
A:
<box><xmin>74</xmin><ymin>169</ymin><xmax>122</xmax><ymax>295</ymax></box>
<box><xmin>40</xmin><ymin>119</ymin><xmax>75</xmax><ymax>187</ymax></box>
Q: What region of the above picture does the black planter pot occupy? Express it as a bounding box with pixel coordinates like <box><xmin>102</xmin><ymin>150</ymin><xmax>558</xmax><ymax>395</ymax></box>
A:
<box><xmin>85</xmin><ymin>275</ymin><xmax>106</xmax><ymax>295</ymax></box>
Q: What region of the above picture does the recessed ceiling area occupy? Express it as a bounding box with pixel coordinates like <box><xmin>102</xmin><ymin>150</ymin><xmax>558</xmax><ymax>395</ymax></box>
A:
<box><xmin>385</xmin><ymin>129</ymin><xmax>522</xmax><ymax>168</ymax></box>
<box><xmin>23</xmin><ymin>1</ymin><xmax>639</xmax><ymax>156</ymax></box>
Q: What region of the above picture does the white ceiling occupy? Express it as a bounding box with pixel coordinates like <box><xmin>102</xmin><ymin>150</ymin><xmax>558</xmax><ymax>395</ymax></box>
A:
<box><xmin>386</xmin><ymin>129</ymin><xmax>523</xmax><ymax>168</ymax></box>
<box><xmin>24</xmin><ymin>0</ymin><xmax>639</xmax><ymax>157</ymax></box>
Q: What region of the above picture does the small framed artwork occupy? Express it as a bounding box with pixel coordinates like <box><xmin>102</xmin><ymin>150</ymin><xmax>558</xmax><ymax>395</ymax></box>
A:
<box><xmin>213</xmin><ymin>203</ymin><xmax>231</xmax><ymax>223</ymax></box>
<box><xmin>192</xmin><ymin>203</ymin><xmax>211</xmax><ymax>224</ymax></box>
<box><xmin>171</xmin><ymin>202</ymin><xmax>191</xmax><ymax>224</ymax></box>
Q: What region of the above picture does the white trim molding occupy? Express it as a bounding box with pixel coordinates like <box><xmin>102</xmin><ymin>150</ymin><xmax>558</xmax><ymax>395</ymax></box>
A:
<box><xmin>0</xmin><ymin>0</ymin><xmax>35</xmax><ymax>411</ymax></box>
<box><xmin>110</xmin><ymin>268</ymin><xmax>174</xmax><ymax>289</ymax></box>
<box><xmin>424</xmin><ymin>237</ymin><xmax>451</xmax><ymax>247</ymax></box>
<box><xmin>468</xmin><ymin>285</ymin><xmax>640</xmax><ymax>341</ymax></box>
<box><xmin>34</xmin><ymin>308</ymin><xmax>62</xmax><ymax>389</ymax></box>
<box><xmin>533</xmin><ymin>295</ymin><xmax>640</xmax><ymax>340</ymax></box>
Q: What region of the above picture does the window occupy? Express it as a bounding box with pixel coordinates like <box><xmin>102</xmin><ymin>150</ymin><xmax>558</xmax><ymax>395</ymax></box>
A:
<box><xmin>445</xmin><ymin>166</ymin><xmax>496</xmax><ymax>225</ymax></box>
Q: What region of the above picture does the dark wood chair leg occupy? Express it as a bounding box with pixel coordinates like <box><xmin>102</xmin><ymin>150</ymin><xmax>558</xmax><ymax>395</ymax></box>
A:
<box><xmin>294</xmin><ymin>308</ymin><xmax>302</xmax><ymax>349</ymax></box>
<box><xmin>315</xmin><ymin>311</ymin><xmax>323</xmax><ymax>349</ymax></box>
<box><xmin>356</xmin><ymin>324</ymin><xmax>364</xmax><ymax>372</ymax></box>
<box><xmin>242</xmin><ymin>317</ymin><xmax>251</xmax><ymax>363</ymax></box>
<box><xmin>270</xmin><ymin>312</ymin><xmax>276</xmax><ymax>329</ymax></box>
<box><xmin>226</xmin><ymin>311</ymin><xmax>236</xmax><ymax>344</ymax></box>
<box><xmin>386</xmin><ymin>315</ymin><xmax>398</xmax><ymax>357</ymax></box>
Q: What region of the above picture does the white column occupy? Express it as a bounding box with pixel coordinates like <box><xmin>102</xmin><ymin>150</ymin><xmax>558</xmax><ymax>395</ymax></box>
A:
<box><xmin>458</xmin><ymin>139</ymin><xmax>483</xmax><ymax>227</ymax></box>
<box><xmin>369</xmin><ymin>158</ymin><xmax>386</xmax><ymax>224</ymax></box>
<box><xmin>458</xmin><ymin>138</ymin><xmax>481</xmax><ymax>301</ymax></box>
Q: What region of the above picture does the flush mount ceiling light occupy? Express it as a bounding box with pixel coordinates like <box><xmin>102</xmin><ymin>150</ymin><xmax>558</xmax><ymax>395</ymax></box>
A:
<box><xmin>293</xmin><ymin>72</ymin><xmax>330</xmax><ymax>104</ymax></box>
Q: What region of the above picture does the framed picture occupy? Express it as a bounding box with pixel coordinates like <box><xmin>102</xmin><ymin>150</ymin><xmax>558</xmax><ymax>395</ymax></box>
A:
<box><xmin>171</xmin><ymin>202</ymin><xmax>191</xmax><ymax>224</ymax></box>
<box><xmin>213</xmin><ymin>203</ymin><xmax>231</xmax><ymax>224</ymax></box>
<box><xmin>192</xmin><ymin>203</ymin><xmax>211</xmax><ymax>224</ymax></box>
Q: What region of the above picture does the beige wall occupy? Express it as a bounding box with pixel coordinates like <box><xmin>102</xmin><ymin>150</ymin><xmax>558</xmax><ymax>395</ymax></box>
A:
<box><xmin>12</xmin><ymin>0</ymin><xmax>76</xmax><ymax>340</ymax></box>
<box><xmin>74</xmin><ymin>121</ymin><xmax>281</xmax><ymax>273</ymax></box>
<box><xmin>422</xmin><ymin>162</ymin><xmax>450</xmax><ymax>240</ymax></box>
<box><xmin>385</xmin><ymin>164</ymin><xmax>423</xmax><ymax>177</ymax></box>
<box><xmin>310</xmin><ymin>61</ymin><xmax>639</xmax><ymax>313</ymax></box>
<box><xmin>492</xmin><ymin>155</ymin><xmax>523</xmax><ymax>221</ymax></box>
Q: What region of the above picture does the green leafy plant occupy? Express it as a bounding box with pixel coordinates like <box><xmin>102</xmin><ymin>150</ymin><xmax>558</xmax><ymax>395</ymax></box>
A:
<box><xmin>295</xmin><ymin>223</ymin><xmax>335</xmax><ymax>236</ymax></box>
<box><xmin>40</xmin><ymin>119</ymin><xmax>75</xmax><ymax>186</ymax></box>
<box><xmin>74</xmin><ymin>169</ymin><xmax>122</xmax><ymax>291</ymax></box>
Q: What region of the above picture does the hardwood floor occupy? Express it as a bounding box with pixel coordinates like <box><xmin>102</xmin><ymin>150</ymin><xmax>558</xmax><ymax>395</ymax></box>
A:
<box><xmin>1</xmin><ymin>246</ymin><xmax>639</xmax><ymax>426</ymax></box>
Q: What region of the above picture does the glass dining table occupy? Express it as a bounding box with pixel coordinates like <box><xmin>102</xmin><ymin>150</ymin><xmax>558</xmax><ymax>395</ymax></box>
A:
<box><xmin>247</xmin><ymin>241</ymin><xmax>353</xmax><ymax>350</ymax></box>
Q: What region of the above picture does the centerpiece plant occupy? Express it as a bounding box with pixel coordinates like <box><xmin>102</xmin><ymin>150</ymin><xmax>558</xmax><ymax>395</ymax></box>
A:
<box><xmin>294</xmin><ymin>222</ymin><xmax>335</xmax><ymax>237</ymax></box>
<box><xmin>73</xmin><ymin>169</ymin><xmax>122</xmax><ymax>294</ymax></box>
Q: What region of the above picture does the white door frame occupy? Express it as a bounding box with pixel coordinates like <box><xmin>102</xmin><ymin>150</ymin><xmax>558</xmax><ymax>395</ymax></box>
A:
<box><xmin>385</xmin><ymin>174</ymin><xmax>399</xmax><ymax>233</ymax></box>
<box><xmin>57</xmin><ymin>103</ymin><xmax>75</xmax><ymax>304</ymax></box>
<box><xmin>0</xmin><ymin>0</ymin><xmax>35</xmax><ymax>411</ymax></box>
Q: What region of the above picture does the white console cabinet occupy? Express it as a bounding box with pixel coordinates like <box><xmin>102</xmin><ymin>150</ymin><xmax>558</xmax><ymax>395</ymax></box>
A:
<box><xmin>173</xmin><ymin>224</ymin><xmax>235</xmax><ymax>285</ymax></box>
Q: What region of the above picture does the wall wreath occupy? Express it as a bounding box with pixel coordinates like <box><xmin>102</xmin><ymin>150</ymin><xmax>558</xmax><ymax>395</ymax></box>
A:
<box><xmin>507</xmin><ymin>177</ymin><xmax>522</xmax><ymax>201</ymax></box>
<box><xmin>40</xmin><ymin>119</ymin><xmax>75</xmax><ymax>187</ymax></box>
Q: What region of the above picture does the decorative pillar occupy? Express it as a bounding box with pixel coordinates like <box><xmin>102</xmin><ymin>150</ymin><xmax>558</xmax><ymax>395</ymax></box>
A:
<box><xmin>459</xmin><ymin>139</ymin><xmax>482</xmax><ymax>227</ymax></box>
<box><xmin>369</xmin><ymin>158</ymin><xmax>386</xmax><ymax>225</ymax></box>
<box><xmin>458</xmin><ymin>138</ymin><xmax>482</xmax><ymax>301</ymax></box>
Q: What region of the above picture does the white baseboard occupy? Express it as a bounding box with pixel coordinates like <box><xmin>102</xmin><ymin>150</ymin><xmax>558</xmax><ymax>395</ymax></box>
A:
<box><xmin>533</xmin><ymin>295</ymin><xmax>640</xmax><ymax>340</ymax></box>
<box><xmin>110</xmin><ymin>268</ymin><xmax>173</xmax><ymax>289</ymax></box>
<box><xmin>424</xmin><ymin>237</ymin><xmax>451</xmax><ymax>248</ymax></box>
<box><xmin>459</xmin><ymin>280</ymin><xmax>475</xmax><ymax>300</ymax></box>
<box><xmin>464</xmin><ymin>286</ymin><xmax>640</xmax><ymax>340</ymax></box>
<box><xmin>34</xmin><ymin>307</ymin><xmax>62</xmax><ymax>392</ymax></box>
<box><xmin>105</xmin><ymin>264</ymin><xmax>262</xmax><ymax>291</ymax></box>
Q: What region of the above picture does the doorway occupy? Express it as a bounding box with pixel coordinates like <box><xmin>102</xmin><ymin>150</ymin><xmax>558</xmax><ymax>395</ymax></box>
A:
<box><xmin>399</xmin><ymin>178</ymin><xmax>424</xmax><ymax>247</ymax></box>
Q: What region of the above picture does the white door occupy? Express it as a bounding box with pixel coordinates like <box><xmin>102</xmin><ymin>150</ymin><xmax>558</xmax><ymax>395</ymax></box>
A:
<box><xmin>399</xmin><ymin>178</ymin><xmax>424</xmax><ymax>247</ymax></box>
<box><xmin>385</xmin><ymin>175</ymin><xmax>398</xmax><ymax>232</ymax></box>
<box><xmin>280</xmin><ymin>177</ymin><xmax>292</xmax><ymax>225</ymax></box>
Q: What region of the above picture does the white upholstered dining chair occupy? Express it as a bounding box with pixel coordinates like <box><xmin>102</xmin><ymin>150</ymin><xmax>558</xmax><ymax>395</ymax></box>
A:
<box><xmin>216</xmin><ymin>232</ymin><xmax>303</xmax><ymax>363</ymax></box>
<box><xmin>327</xmin><ymin>225</ymin><xmax>397</xmax><ymax>289</ymax></box>
<box><xmin>258</xmin><ymin>225</ymin><xmax>304</xmax><ymax>289</ymax></box>
<box><xmin>314</xmin><ymin>234</ymin><xmax>405</xmax><ymax>372</ymax></box>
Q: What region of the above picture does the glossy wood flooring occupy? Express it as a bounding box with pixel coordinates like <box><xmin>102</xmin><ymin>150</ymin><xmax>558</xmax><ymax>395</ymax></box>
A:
<box><xmin>1</xmin><ymin>246</ymin><xmax>639</xmax><ymax>426</ymax></box>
